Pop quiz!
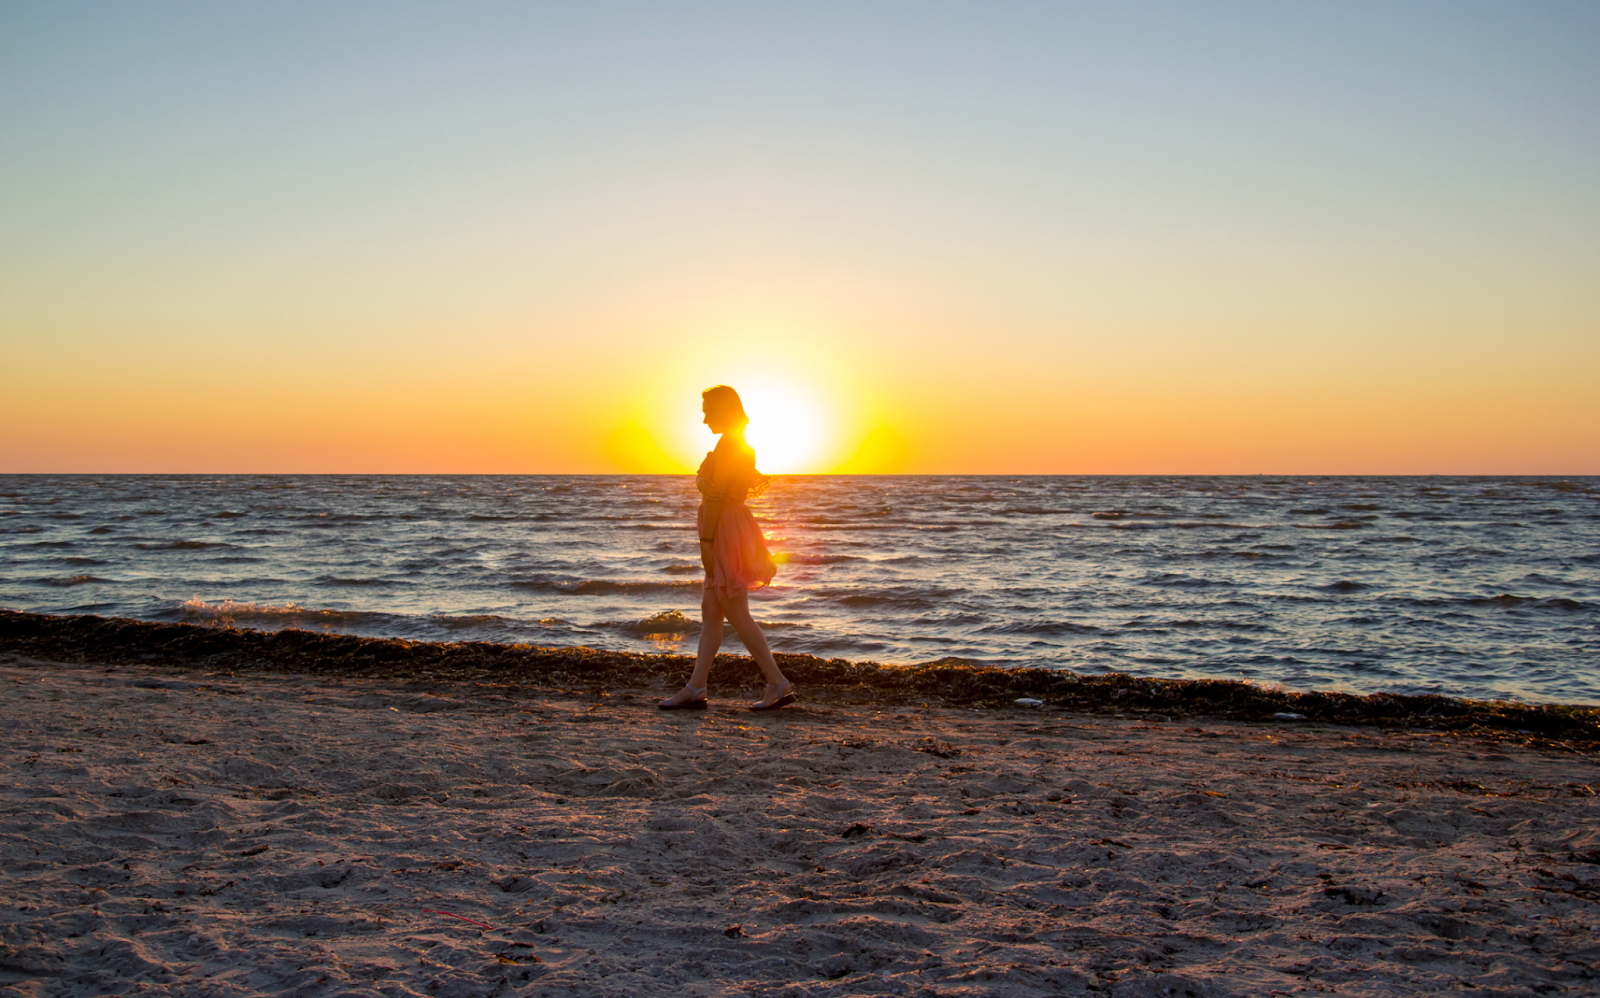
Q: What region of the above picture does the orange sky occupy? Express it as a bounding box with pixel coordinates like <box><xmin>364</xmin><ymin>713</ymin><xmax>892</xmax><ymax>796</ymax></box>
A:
<box><xmin>2</xmin><ymin>4</ymin><xmax>1596</xmax><ymax>474</ymax></box>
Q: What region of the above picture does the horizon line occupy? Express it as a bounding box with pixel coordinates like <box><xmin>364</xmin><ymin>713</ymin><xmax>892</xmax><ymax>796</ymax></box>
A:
<box><xmin>2</xmin><ymin>471</ymin><xmax>1596</xmax><ymax>479</ymax></box>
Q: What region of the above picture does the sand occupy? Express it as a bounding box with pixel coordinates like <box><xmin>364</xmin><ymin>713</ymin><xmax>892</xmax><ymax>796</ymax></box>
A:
<box><xmin>2</xmin><ymin>655</ymin><xmax>1598</xmax><ymax>998</ymax></box>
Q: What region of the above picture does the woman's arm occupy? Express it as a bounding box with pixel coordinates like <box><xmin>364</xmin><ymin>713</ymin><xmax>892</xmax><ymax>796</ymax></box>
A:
<box><xmin>701</xmin><ymin>491</ymin><xmax>726</xmax><ymax>541</ymax></box>
<box><xmin>699</xmin><ymin>443</ymin><xmax>753</xmax><ymax>544</ymax></box>
<box><xmin>697</xmin><ymin>447</ymin><xmax>729</xmax><ymax>575</ymax></box>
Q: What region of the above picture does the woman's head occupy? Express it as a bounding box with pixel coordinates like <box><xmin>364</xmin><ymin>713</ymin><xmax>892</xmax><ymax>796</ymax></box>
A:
<box><xmin>701</xmin><ymin>385</ymin><xmax>749</xmax><ymax>433</ymax></box>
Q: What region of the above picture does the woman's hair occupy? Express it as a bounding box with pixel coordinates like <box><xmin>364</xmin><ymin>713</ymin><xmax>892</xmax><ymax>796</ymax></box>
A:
<box><xmin>702</xmin><ymin>384</ymin><xmax>768</xmax><ymax>495</ymax></box>
<box><xmin>701</xmin><ymin>385</ymin><xmax>749</xmax><ymax>426</ymax></box>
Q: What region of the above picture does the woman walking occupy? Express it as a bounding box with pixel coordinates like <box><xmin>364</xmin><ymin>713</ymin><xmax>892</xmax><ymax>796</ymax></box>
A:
<box><xmin>660</xmin><ymin>385</ymin><xmax>796</xmax><ymax>711</ymax></box>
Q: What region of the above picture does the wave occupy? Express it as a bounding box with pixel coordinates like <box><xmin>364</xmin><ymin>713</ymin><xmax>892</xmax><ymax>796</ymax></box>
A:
<box><xmin>772</xmin><ymin>552</ymin><xmax>860</xmax><ymax>565</ymax></box>
<box><xmin>1517</xmin><ymin>573</ymin><xmax>1574</xmax><ymax>586</ymax></box>
<box><xmin>906</xmin><ymin>655</ymin><xmax>994</xmax><ymax>669</ymax></box>
<box><xmin>809</xmin><ymin>584</ymin><xmax>963</xmax><ymax>608</ymax></box>
<box><xmin>38</xmin><ymin>575</ymin><xmax>112</xmax><ymax>587</ymax></box>
<box><xmin>174</xmin><ymin>597</ymin><xmax>394</xmax><ymax>631</ymax></box>
<box><xmin>798</xmin><ymin>522</ymin><xmax>901</xmax><ymax>532</ymax></box>
<box><xmin>423</xmin><ymin>613</ymin><xmax>522</xmax><ymax>633</ymax></box>
<box><xmin>510</xmin><ymin>576</ymin><xmax>701</xmax><ymax>596</ymax></box>
<box><xmin>1389</xmin><ymin>594</ymin><xmax>1591</xmax><ymax>612</ymax></box>
<box><xmin>979</xmin><ymin>620</ymin><xmax>1104</xmax><ymax>636</ymax></box>
<box><xmin>1143</xmin><ymin>573</ymin><xmax>1220</xmax><ymax>589</ymax></box>
<box><xmin>1320</xmin><ymin>581</ymin><xmax>1368</xmax><ymax>593</ymax></box>
<box><xmin>1465</xmin><ymin>594</ymin><xmax>1589</xmax><ymax>611</ymax></box>
<box><xmin>1215</xmin><ymin>619</ymin><xmax>1272</xmax><ymax>631</ymax></box>
<box><xmin>608</xmin><ymin>609</ymin><xmax>699</xmax><ymax>637</ymax></box>
<box><xmin>136</xmin><ymin>540</ymin><xmax>234</xmax><ymax>551</ymax></box>
<box><xmin>1123</xmin><ymin>521</ymin><xmax>1258</xmax><ymax>531</ymax></box>
<box><xmin>1090</xmin><ymin>510</ymin><xmax>1188</xmax><ymax>521</ymax></box>
<box><xmin>314</xmin><ymin>575</ymin><xmax>408</xmax><ymax>588</ymax></box>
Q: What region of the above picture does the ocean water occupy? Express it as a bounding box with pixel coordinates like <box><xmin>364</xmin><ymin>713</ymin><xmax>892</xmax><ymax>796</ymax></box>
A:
<box><xmin>1</xmin><ymin>475</ymin><xmax>1597</xmax><ymax>703</ymax></box>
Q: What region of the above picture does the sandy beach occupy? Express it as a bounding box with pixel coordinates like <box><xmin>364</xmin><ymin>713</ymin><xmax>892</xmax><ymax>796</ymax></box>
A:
<box><xmin>3</xmin><ymin>650</ymin><xmax>1598</xmax><ymax>997</ymax></box>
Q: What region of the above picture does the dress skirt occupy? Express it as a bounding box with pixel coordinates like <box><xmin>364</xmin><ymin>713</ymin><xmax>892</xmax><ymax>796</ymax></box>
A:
<box><xmin>699</xmin><ymin>501</ymin><xmax>776</xmax><ymax>601</ymax></box>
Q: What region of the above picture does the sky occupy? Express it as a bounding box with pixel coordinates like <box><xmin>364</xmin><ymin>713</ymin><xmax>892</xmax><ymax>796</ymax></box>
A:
<box><xmin>1</xmin><ymin>1</ymin><xmax>1596</xmax><ymax>474</ymax></box>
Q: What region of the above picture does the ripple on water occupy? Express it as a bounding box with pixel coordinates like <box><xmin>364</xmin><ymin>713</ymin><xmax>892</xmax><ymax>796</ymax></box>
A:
<box><xmin>0</xmin><ymin>474</ymin><xmax>1595</xmax><ymax>703</ymax></box>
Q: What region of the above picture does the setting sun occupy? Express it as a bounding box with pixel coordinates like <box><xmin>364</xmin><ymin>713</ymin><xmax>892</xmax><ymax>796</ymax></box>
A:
<box><xmin>624</xmin><ymin>362</ymin><xmax>869</xmax><ymax>476</ymax></box>
<box><xmin>740</xmin><ymin>383</ymin><xmax>827</xmax><ymax>475</ymax></box>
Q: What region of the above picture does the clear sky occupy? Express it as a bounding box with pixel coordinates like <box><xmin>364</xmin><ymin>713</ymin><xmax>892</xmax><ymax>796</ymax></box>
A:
<box><xmin>2</xmin><ymin>1</ymin><xmax>1596</xmax><ymax>474</ymax></box>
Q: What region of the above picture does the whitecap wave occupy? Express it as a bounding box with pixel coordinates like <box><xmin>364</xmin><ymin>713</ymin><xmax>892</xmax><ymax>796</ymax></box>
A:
<box><xmin>610</xmin><ymin>609</ymin><xmax>699</xmax><ymax>637</ymax></box>
<box><xmin>176</xmin><ymin>596</ymin><xmax>389</xmax><ymax>632</ymax></box>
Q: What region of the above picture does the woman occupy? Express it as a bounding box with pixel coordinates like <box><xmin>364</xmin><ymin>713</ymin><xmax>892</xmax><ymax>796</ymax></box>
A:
<box><xmin>660</xmin><ymin>385</ymin><xmax>796</xmax><ymax>711</ymax></box>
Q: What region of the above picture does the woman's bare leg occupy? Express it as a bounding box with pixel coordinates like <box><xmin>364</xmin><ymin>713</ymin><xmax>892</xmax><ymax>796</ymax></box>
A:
<box><xmin>661</xmin><ymin>588</ymin><xmax>723</xmax><ymax>706</ymax></box>
<box><xmin>719</xmin><ymin>591</ymin><xmax>789</xmax><ymax>693</ymax></box>
<box><xmin>689</xmin><ymin>587</ymin><xmax>725</xmax><ymax>690</ymax></box>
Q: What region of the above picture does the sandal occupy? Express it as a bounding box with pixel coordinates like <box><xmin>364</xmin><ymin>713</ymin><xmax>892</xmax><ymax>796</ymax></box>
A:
<box><xmin>659</xmin><ymin>685</ymin><xmax>708</xmax><ymax>710</ymax></box>
<box><xmin>749</xmin><ymin>681</ymin><xmax>796</xmax><ymax>712</ymax></box>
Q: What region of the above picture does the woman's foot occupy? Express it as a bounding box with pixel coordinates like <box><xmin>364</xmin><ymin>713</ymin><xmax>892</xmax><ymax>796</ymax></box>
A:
<box><xmin>749</xmin><ymin>680</ymin><xmax>796</xmax><ymax>711</ymax></box>
<box><xmin>659</xmin><ymin>685</ymin><xmax>708</xmax><ymax>710</ymax></box>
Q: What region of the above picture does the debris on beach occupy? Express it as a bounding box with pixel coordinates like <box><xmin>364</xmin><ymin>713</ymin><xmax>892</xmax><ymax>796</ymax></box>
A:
<box><xmin>2</xmin><ymin>609</ymin><xmax>1598</xmax><ymax>743</ymax></box>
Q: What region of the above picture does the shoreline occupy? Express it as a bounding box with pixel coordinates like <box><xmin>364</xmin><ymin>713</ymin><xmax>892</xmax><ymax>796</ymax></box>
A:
<box><xmin>2</xmin><ymin>609</ymin><xmax>1597</xmax><ymax>748</ymax></box>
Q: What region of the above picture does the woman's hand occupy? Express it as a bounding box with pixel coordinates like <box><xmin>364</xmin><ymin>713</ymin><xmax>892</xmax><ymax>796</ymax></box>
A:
<box><xmin>699</xmin><ymin>539</ymin><xmax>716</xmax><ymax>578</ymax></box>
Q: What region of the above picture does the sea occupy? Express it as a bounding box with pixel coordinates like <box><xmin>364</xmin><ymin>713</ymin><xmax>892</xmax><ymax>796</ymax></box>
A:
<box><xmin>2</xmin><ymin>475</ymin><xmax>1596</xmax><ymax>704</ymax></box>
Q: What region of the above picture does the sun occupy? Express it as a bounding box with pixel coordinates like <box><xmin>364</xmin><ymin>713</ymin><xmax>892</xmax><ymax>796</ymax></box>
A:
<box><xmin>644</xmin><ymin>372</ymin><xmax>842</xmax><ymax>474</ymax></box>
<box><xmin>739</xmin><ymin>383</ymin><xmax>826</xmax><ymax>474</ymax></box>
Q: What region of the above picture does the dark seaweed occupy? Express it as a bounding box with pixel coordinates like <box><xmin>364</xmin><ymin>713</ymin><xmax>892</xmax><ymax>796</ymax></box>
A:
<box><xmin>2</xmin><ymin>610</ymin><xmax>1596</xmax><ymax>748</ymax></box>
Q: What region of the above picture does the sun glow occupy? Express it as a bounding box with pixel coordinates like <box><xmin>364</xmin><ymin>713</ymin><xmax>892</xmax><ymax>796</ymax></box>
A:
<box><xmin>617</xmin><ymin>354</ymin><xmax>889</xmax><ymax>475</ymax></box>
<box><xmin>740</xmin><ymin>383</ymin><xmax>827</xmax><ymax>474</ymax></box>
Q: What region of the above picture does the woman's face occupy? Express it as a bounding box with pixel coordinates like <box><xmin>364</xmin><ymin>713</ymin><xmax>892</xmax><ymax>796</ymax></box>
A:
<box><xmin>702</xmin><ymin>399</ymin><xmax>727</xmax><ymax>433</ymax></box>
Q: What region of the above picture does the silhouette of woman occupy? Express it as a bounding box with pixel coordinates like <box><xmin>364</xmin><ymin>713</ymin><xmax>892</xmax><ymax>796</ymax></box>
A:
<box><xmin>660</xmin><ymin>385</ymin><xmax>796</xmax><ymax>711</ymax></box>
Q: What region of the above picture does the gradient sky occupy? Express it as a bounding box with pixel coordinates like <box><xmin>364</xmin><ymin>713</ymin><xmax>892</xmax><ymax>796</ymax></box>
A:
<box><xmin>2</xmin><ymin>1</ymin><xmax>1596</xmax><ymax>473</ymax></box>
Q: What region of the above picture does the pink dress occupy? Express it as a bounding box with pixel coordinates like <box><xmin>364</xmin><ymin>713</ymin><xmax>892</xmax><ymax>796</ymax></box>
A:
<box><xmin>696</xmin><ymin>444</ymin><xmax>776</xmax><ymax>601</ymax></box>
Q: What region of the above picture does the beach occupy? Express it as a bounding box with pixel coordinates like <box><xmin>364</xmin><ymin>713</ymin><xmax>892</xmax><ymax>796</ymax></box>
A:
<box><xmin>3</xmin><ymin>632</ymin><xmax>1599</xmax><ymax>996</ymax></box>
